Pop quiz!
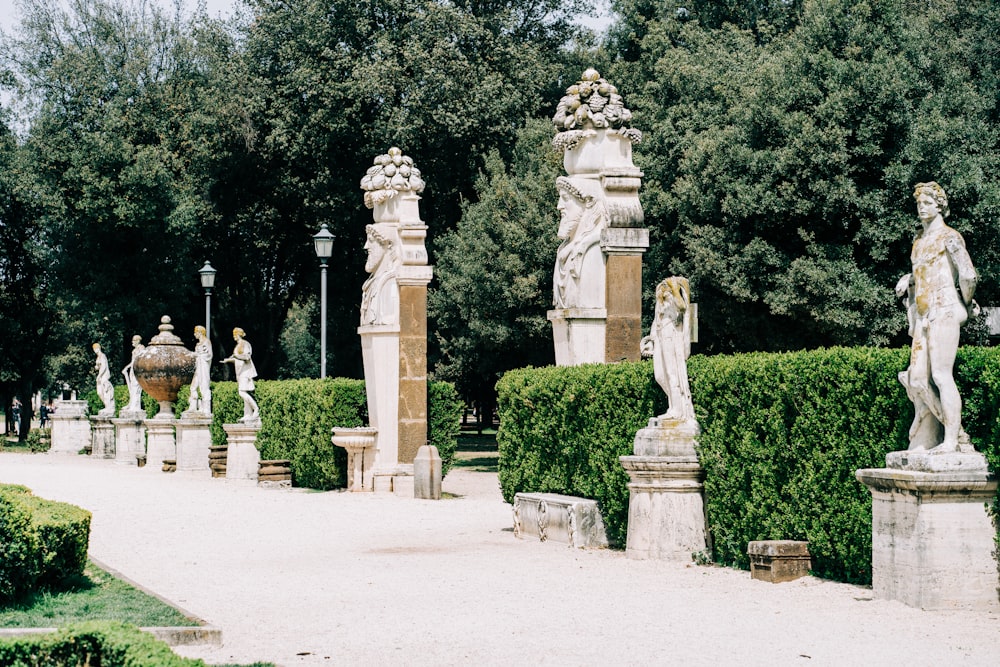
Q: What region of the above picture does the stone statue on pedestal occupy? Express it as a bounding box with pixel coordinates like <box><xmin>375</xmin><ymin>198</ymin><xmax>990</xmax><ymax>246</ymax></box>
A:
<box><xmin>641</xmin><ymin>277</ymin><xmax>695</xmax><ymax>424</ymax></box>
<box><xmin>222</xmin><ymin>327</ymin><xmax>259</xmax><ymax>423</ymax></box>
<box><xmin>92</xmin><ymin>343</ymin><xmax>115</xmax><ymax>417</ymax></box>
<box><xmin>895</xmin><ymin>181</ymin><xmax>978</xmax><ymax>455</ymax></box>
<box><xmin>121</xmin><ymin>335</ymin><xmax>145</xmax><ymax>414</ymax></box>
<box><xmin>189</xmin><ymin>325</ymin><xmax>212</xmax><ymax>414</ymax></box>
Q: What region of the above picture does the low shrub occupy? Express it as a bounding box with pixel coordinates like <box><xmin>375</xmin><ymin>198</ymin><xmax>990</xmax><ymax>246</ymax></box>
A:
<box><xmin>0</xmin><ymin>485</ymin><xmax>91</xmax><ymax>602</ymax></box>
<box><xmin>84</xmin><ymin>386</ymin><xmax>158</xmax><ymax>418</ymax></box>
<box><xmin>0</xmin><ymin>620</ymin><xmax>205</xmax><ymax>666</ymax></box>
<box><xmin>496</xmin><ymin>347</ymin><xmax>1000</xmax><ymax>584</ymax></box>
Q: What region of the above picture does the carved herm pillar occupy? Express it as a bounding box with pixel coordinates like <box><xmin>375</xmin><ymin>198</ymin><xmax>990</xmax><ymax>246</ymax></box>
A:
<box><xmin>549</xmin><ymin>69</ymin><xmax>648</xmax><ymax>366</ymax></box>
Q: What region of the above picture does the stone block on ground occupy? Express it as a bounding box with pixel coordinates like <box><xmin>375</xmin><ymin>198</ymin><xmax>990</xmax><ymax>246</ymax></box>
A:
<box><xmin>513</xmin><ymin>492</ymin><xmax>609</xmax><ymax>548</ymax></box>
<box><xmin>748</xmin><ymin>540</ymin><xmax>812</xmax><ymax>583</ymax></box>
<box><xmin>413</xmin><ymin>444</ymin><xmax>441</xmax><ymax>500</ymax></box>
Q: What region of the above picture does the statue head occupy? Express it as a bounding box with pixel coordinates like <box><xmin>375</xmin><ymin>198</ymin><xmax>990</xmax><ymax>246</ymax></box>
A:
<box><xmin>232</xmin><ymin>327</ymin><xmax>245</xmax><ymax>341</ymax></box>
<box><xmin>194</xmin><ymin>325</ymin><xmax>206</xmax><ymax>339</ymax></box>
<box><xmin>92</xmin><ymin>343</ymin><xmax>101</xmax><ymax>353</ymax></box>
<box><xmin>656</xmin><ymin>276</ymin><xmax>690</xmax><ymax>326</ymax></box>
<box><xmin>914</xmin><ymin>181</ymin><xmax>949</xmax><ymax>221</ymax></box>
<box><xmin>131</xmin><ymin>335</ymin><xmax>142</xmax><ymax>347</ymax></box>
<box><xmin>556</xmin><ymin>176</ymin><xmax>603</xmax><ymax>241</ymax></box>
<box><xmin>364</xmin><ymin>224</ymin><xmax>394</xmax><ymax>273</ymax></box>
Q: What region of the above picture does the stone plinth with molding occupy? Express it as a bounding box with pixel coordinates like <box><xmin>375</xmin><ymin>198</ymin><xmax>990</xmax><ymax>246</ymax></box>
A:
<box><xmin>90</xmin><ymin>416</ymin><xmax>116</xmax><ymax>459</ymax></box>
<box><xmin>224</xmin><ymin>422</ymin><xmax>261</xmax><ymax>482</ymax></box>
<box><xmin>144</xmin><ymin>418</ymin><xmax>176</xmax><ymax>471</ymax></box>
<box><xmin>513</xmin><ymin>492</ymin><xmax>609</xmax><ymax>548</ymax></box>
<box><xmin>620</xmin><ymin>418</ymin><xmax>707</xmax><ymax>561</ymax></box>
<box><xmin>176</xmin><ymin>415</ymin><xmax>213</xmax><ymax>472</ymax></box>
<box><xmin>857</xmin><ymin>451</ymin><xmax>999</xmax><ymax>611</ymax></box>
<box><xmin>748</xmin><ymin>541</ymin><xmax>812</xmax><ymax>583</ymax></box>
<box><xmin>113</xmin><ymin>413</ymin><xmax>145</xmax><ymax>465</ymax></box>
<box><xmin>49</xmin><ymin>400</ymin><xmax>90</xmax><ymax>455</ymax></box>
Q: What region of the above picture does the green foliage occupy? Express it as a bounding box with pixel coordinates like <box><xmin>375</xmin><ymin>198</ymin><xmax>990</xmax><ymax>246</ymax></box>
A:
<box><xmin>0</xmin><ymin>620</ymin><xmax>206</xmax><ymax>666</ymax></box>
<box><xmin>497</xmin><ymin>348</ymin><xmax>1000</xmax><ymax>582</ymax></box>
<box><xmin>429</xmin><ymin>118</ymin><xmax>561</xmax><ymax>409</ymax></box>
<box><xmin>24</xmin><ymin>427</ymin><xmax>50</xmax><ymax>453</ymax></box>
<box><xmin>497</xmin><ymin>362</ymin><xmax>664</xmax><ymax>546</ymax></box>
<box><xmin>209</xmin><ymin>378</ymin><xmax>463</xmax><ymax>489</ymax></box>
<box><xmin>0</xmin><ymin>485</ymin><xmax>91</xmax><ymax>603</ymax></box>
<box><xmin>83</xmin><ymin>385</ymin><xmax>157</xmax><ymax>419</ymax></box>
<box><xmin>609</xmin><ymin>0</ymin><xmax>1000</xmax><ymax>353</ymax></box>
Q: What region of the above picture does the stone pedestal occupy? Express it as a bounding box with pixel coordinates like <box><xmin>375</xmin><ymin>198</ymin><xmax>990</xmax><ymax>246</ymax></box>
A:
<box><xmin>620</xmin><ymin>419</ymin><xmax>707</xmax><ymax>561</ymax></box>
<box><xmin>513</xmin><ymin>492</ymin><xmax>609</xmax><ymax>548</ymax></box>
<box><xmin>856</xmin><ymin>459</ymin><xmax>999</xmax><ymax>610</ymax></box>
<box><xmin>144</xmin><ymin>418</ymin><xmax>176</xmax><ymax>471</ymax></box>
<box><xmin>601</xmin><ymin>224</ymin><xmax>649</xmax><ymax>363</ymax></box>
<box><xmin>548</xmin><ymin>308</ymin><xmax>607</xmax><ymax>366</ymax></box>
<box><xmin>224</xmin><ymin>422</ymin><xmax>261</xmax><ymax>482</ymax></box>
<box><xmin>332</xmin><ymin>427</ymin><xmax>377</xmax><ymax>492</ymax></box>
<box><xmin>90</xmin><ymin>417</ymin><xmax>116</xmax><ymax>459</ymax></box>
<box><xmin>176</xmin><ymin>415</ymin><xmax>213</xmax><ymax>472</ymax></box>
<box><xmin>413</xmin><ymin>444</ymin><xmax>442</xmax><ymax>500</ymax></box>
<box><xmin>49</xmin><ymin>400</ymin><xmax>90</xmax><ymax>455</ymax></box>
<box><xmin>113</xmin><ymin>413</ymin><xmax>146</xmax><ymax>465</ymax></box>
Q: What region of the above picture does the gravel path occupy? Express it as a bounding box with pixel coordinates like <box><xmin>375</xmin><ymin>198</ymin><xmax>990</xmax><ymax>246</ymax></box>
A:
<box><xmin>1</xmin><ymin>452</ymin><xmax>998</xmax><ymax>666</ymax></box>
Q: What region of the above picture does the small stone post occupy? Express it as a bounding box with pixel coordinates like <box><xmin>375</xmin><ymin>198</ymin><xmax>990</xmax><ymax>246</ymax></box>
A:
<box><xmin>413</xmin><ymin>444</ymin><xmax>442</xmax><ymax>500</ymax></box>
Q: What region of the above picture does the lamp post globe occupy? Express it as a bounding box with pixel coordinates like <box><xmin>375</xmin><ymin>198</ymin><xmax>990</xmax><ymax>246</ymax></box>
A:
<box><xmin>313</xmin><ymin>225</ymin><xmax>335</xmax><ymax>378</ymax></box>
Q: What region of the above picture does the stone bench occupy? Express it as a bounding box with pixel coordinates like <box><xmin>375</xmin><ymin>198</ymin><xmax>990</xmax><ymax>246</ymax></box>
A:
<box><xmin>513</xmin><ymin>493</ymin><xmax>608</xmax><ymax>548</ymax></box>
<box><xmin>748</xmin><ymin>540</ymin><xmax>811</xmax><ymax>583</ymax></box>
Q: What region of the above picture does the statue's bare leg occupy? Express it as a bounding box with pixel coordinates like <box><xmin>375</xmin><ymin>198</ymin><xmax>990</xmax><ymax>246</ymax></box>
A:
<box><xmin>928</xmin><ymin>312</ymin><xmax>963</xmax><ymax>452</ymax></box>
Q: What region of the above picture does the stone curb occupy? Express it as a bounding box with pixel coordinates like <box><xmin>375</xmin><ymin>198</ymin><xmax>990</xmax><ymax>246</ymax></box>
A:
<box><xmin>0</xmin><ymin>558</ymin><xmax>222</xmax><ymax>648</ymax></box>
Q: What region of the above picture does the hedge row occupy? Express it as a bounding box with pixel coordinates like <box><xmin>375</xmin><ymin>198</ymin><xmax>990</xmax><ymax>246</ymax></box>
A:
<box><xmin>496</xmin><ymin>347</ymin><xmax>1000</xmax><ymax>584</ymax></box>
<box><xmin>0</xmin><ymin>620</ymin><xmax>206</xmax><ymax>666</ymax></box>
<box><xmin>87</xmin><ymin>378</ymin><xmax>463</xmax><ymax>491</ymax></box>
<box><xmin>0</xmin><ymin>485</ymin><xmax>91</xmax><ymax>603</ymax></box>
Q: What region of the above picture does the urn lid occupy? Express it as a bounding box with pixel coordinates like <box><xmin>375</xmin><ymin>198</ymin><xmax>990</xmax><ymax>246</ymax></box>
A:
<box><xmin>149</xmin><ymin>316</ymin><xmax>184</xmax><ymax>346</ymax></box>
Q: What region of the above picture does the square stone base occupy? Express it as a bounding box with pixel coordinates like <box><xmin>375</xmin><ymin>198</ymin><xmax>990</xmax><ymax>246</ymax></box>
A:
<box><xmin>856</xmin><ymin>467</ymin><xmax>999</xmax><ymax>610</ymax></box>
<box><xmin>513</xmin><ymin>493</ymin><xmax>609</xmax><ymax>548</ymax></box>
<box><xmin>748</xmin><ymin>540</ymin><xmax>812</xmax><ymax>583</ymax></box>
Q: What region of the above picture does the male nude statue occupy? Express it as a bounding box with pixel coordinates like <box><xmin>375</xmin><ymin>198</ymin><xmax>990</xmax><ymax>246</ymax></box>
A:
<box><xmin>895</xmin><ymin>181</ymin><xmax>977</xmax><ymax>452</ymax></box>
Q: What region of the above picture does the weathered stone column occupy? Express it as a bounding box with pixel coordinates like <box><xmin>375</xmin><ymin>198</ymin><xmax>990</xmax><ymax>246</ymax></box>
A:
<box><xmin>90</xmin><ymin>416</ymin><xmax>116</xmax><ymax>459</ymax></box>
<box><xmin>549</xmin><ymin>69</ymin><xmax>647</xmax><ymax>366</ymax></box>
<box><xmin>857</xmin><ymin>453</ymin><xmax>999</xmax><ymax>610</ymax></box>
<box><xmin>49</xmin><ymin>400</ymin><xmax>90</xmax><ymax>455</ymax></box>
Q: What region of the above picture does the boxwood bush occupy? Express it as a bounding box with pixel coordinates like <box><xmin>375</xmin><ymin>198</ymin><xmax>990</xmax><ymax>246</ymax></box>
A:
<box><xmin>0</xmin><ymin>620</ymin><xmax>206</xmax><ymax>666</ymax></box>
<box><xmin>0</xmin><ymin>485</ymin><xmax>91</xmax><ymax>602</ymax></box>
<box><xmin>497</xmin><ymin>347</ymin><xmax>1000</xmax><ymax>584</ymax></box>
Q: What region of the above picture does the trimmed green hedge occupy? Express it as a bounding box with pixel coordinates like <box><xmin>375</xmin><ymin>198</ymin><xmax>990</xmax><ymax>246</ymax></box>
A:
<box><xmin>497</xmin><ymin>347</ymin><xmax>1000</xmax><ymax>584</ymax></box>
<box><xmin>210</xmin><ymin>378</ymin><xmax>463</xmax><ymax>490</ymax></box>
<box><xmin>84</xmin><ymin>378</ymin><xmax>463</xmax><ymax>491</ymax></box>
<box><xmin>0</xmin><ymin>485</ymin><xmax>91</xmax><ymax>602</ymax></box>
<box><xmin>0</xmin><ymin>620</ymin><xmax>205</xmax><ymax>666</ymax></box>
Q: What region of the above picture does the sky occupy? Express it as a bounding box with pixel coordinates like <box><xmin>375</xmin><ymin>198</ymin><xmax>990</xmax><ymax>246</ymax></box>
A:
<box><xmin>0</xmin><ymin>0</ymin><xmax>612</xmax><ymax>34</ymax></box>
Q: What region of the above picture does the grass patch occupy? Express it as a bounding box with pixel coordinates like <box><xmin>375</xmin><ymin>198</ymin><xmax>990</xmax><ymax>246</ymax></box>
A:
<box><xmin>1</xmin><ymin>437</ymin><xmax>30</xmax><ymax>453</ymax></box>
<box><xmin>0</xmin><ymin>560</ymin><xmax>198</xmax><ymax>629</ymax></box>
<box><xmin>452</xmin><ymin>454</ymin><xmax>499</xmax><ymax>473</ymax></box>
<box><xmin>456</xmin><ymin>432</ymin><xmax>497</xmax><ymax>451</ymax></box>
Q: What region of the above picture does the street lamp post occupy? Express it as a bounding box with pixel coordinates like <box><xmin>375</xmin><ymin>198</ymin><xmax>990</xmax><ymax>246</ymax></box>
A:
<box><xmin>199</xmin><ymin>261</ymin><xmax>217</xmax><ymax>341</ymax></box>
<box><xmin>313</xmin><ymin>224</ymin><xmax>335</xmax><ymax>378</ymax></box>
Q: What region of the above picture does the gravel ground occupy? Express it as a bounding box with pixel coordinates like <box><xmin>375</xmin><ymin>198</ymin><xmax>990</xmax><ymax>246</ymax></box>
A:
<box><xmin>1</xmin><ymin>452</ymin><xmax>998</xmax><ymax>666</ymax></box>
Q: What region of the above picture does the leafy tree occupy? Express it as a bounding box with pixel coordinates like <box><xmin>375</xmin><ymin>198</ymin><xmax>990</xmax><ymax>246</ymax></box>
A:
<box><xmin>610</xmin><ymin>0</ymin><xmax>1000</xmax><ymax>353</ymax></box>
<box><xmin>429</xmin><ymin>118</ymin><xmax>561</xmax><ymax>415</ymax></box>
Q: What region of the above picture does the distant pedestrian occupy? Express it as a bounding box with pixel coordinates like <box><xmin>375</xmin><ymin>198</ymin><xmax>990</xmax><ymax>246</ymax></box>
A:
<box><xmin>39</xmin><ymin>400</ymin><xmax>54</xmax><ymax>428</ymax></box>
<box><xmin>11</xmin><ymin>398</ymin><xmax>20</xmax><ymax>436</ymax></box>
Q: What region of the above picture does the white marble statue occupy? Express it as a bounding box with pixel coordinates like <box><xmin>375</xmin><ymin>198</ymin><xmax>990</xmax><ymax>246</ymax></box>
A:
<box><xmin>222</xmin><ymin>327</ymin><xmax>259</xmax><ymax>423</ymax></box>
<box><xmin>554</xmin><ymin>176</ymin><xmax>607</xmax><ymax>309</ymax></box>
<box><xmin>121</xmin><ymin>335</ymin><xmax>145</xmax><ymax>414</ymax></box>
<box><xmin>93</xmin><ymin>343</ymin><xmax>115</xmax><ymax>417</ymax></box>
<box><xmin>360</xmin><ymin>223</ymin><xmax>400</xmax><ymax>326</ymax></box>
<box><xmin>189</xmin><ymin>325</ymin><xmax>212</xmax><ymax>414</ymax></box>
<box><xmin>895</xmin><ymin>181</ymin><xmax>978</xmax><ymax>453</ymax></box>
<box><xmin>641</xmin><ymin>277</ymin><xmax>695</xmax><ymax>423</ymax></box>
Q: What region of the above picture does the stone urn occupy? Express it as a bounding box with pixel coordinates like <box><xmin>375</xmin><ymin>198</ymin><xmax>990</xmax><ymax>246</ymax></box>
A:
<box><xmin>134</xmin><ymin>316</ymin><xmax>196</xmax><ymax>419</ymax></box>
